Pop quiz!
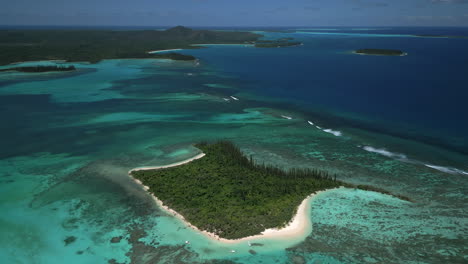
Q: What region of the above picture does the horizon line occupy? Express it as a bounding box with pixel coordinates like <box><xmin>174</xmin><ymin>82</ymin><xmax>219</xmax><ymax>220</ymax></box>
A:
<box><xmin>1</xmin><ymin>24</ymin><xmax>468</xmax><ymax>28</ymax></box>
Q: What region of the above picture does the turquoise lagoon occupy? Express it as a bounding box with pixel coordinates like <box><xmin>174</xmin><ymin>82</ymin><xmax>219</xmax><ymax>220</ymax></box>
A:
<box><xmin>1</xmin><ymin>29</ymin><xmax>467</xmax><ymax>264</ymax></box>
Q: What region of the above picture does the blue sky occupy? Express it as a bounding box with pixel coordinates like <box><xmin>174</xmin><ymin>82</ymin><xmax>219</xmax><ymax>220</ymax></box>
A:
<box><xmin>1</xmin><ymin>0</ymin><xmax>467</xmax><ymax>26</ymax></box>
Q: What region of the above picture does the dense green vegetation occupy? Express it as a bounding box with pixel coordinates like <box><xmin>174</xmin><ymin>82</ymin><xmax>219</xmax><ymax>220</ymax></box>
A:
<box><xmin>354</xmin><ymin>49</ymin><xmax>405</xmax><ymax>56</ymax></box>
<box><xmin>0</xmin><ymin>26</ymin><xmax>260</xmax><ymax>65</ymax></box>
<box><xmin>0</xmin><ymin>65</ymin><xmax>76</xmax><ymax>72</ymax></box>
<box><xmin>132</xmin><ymin>141</ymin><xmax>345</xmax><ymax>239</ymax></box>
<box><xmin>151</xmin><ymin>52</ymin><xmax>196</xmax><ymax>61</ymax></box>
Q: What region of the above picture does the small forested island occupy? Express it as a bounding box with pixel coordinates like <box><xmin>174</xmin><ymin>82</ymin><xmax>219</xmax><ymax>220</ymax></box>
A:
<box><xmin>354</xmin><ymin>49</ymin><xmax>405</xmax><ymax>56</ymax></box>
<box><xmin>255</xmin><ymin>39</ymin><xmax>302</xmax><ymax>48</ymax></box>
<box><xmin>0</xmin><ymin>65</ymin><xmax>76</xmax><ymax>73</ymax></box>
<box><xmin>130</xmin><ymin>141</ymin><xmax>409</xmax><ymax>239</ymax></box>
<box><xmin>0</xmin><ymin>26</ymin><xmax>260</xmax><ymax>65</ymax></box>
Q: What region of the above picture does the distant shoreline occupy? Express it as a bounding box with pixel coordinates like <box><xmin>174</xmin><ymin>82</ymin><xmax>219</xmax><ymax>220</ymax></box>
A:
<box><xmin>128</xmin><ymin>153</ymin><xmax>333</xmax><ymax>244</ymax></box>
<box><xmin>0</xmin><ymin>65</ymin><xmax>76</xmax><ymax>73</ymax></box>
<box><xmin>352</xmin><ymin>50</ymin><xmax>407</xmax><ymax>57</ymax></box>
<box><xmin>0</xmin><ymin>26</ymin><xmax>261</xmax><ymax>65</ymax></box>
<box><xmin>191</xmin><ymin>43</ymin><xmax>255</xmax><ymax>46</ymax></box>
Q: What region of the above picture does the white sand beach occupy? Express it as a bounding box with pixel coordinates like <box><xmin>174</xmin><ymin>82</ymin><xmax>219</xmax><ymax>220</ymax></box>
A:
<box><xmin>148</xmin><ymin>49</ymin><xmax>183</xmax><ymax>54</ymax></box>
<box><xmin>129</xmin><ymin>153</ymin><xmax>205</xmax><ymax>173</ymax></box>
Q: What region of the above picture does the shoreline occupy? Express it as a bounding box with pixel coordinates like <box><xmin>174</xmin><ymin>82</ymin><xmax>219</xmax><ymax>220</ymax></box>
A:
<box><xmin>3</xmin><ymin>43</ymin><xmax>254</xmax><ymax>66</ymax></box>
<box><xmin>128</xmin><ymin>153</ymin><xmax>332</xmax><ymax>245</ymax></box>
<box><xmin>129</xmin><ymin>153</ymin><xmax>205</xmax><ymax>173</ymax></box>
<box><xmin>148</xmin><ymin>49</ymin><xmax>183</xmax><ymax>54</ymax></box>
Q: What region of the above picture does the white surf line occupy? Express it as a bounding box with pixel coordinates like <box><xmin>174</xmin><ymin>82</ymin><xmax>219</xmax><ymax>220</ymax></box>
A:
<box><xmin>223</xmin><ymin>98</ymin><xmax>230</xmax><ymax>101</ymax></box>
<box><xmin>362</xmin><ymin>145</ymin><xmax>468</xmax><ymax>176</ymax></box>
<box><xmin>281</xmin><ymin>115</ymin><xmax>293</xmax><ymax>120</ymax></box>
<box><xmin>308</xmin><ymin>121</ymin><xmax>342</xmax><ymax>136</ymax></box>
<box><xmin>362</xmin><ymin>146</ymin><xmax>407</xmax><ymax>160</ymax></box>
<box><xmin>424</xmin><ymin>164</ymin><xmax>468</xmax><ymax>175</ymax></box>
<box><xmin>230</xmin><ymin>96</ymin><xmax>239</xmax><ymax>101</ymax></box>
<box><xmin>322</xmin><ymin>129</ymin><xmax>342</xmax><ymax>137</ymax></box>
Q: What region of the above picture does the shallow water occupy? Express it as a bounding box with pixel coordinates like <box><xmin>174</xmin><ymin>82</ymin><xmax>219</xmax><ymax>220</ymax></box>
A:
<box><xmin>1</xmin><ymin>28</ymin><xmax>467</xmax><ymax>264</ymax></box>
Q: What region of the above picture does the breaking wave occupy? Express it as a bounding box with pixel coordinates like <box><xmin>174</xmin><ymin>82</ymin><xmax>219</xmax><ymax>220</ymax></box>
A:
<box><xmin>362</xmin><ymin>146</ymin><xmax>408</xmax><ymax>160</ymax></box>
<box><xmin>323</xmin><ymin>129</ymin><xmax>342</xmax><ymax>137</ymax></box>
<box><xmin>424</xmin><ymin>164</ymin><xmax>468</xmax><ymax>175</ymax></box>
<box><xmin>307</xmin><ymin>120</ymin><xmax>342</xmax><ymax>136</ymax></box>
<box><xmin>363</xmin><ymin>145</ymin><xmax>467</xmax><ymax>176</ymax></box>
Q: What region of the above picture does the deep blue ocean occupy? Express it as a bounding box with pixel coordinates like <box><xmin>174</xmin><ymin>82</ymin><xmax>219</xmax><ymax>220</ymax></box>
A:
<box><xmin>182</xmin><ymin>28</ymin><xmax>468</xmax><ymax>156</ymax></box>
<box><xmin>0</xmin><ymin>27</ymin><xmax>467</xmax><ymax>264</ymax></box>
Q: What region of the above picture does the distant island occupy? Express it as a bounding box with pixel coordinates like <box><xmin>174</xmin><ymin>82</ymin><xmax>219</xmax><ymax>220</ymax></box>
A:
<box><xmin>0</xmin><ymin>65</ymin><xmax>76</xmax><ymax>72</ymax></box>
<box><xmin>354</xmin><ymin>49</ymin><xmax>406</xmax><ymax>56</ymax></box>
<box><xmin>255</xmin><ymin>39</ymin><xmax>302</xmax><ymax>48</ymax></box>
<box><xmin>0</xmin><ymin>26</ymin><xmax>307</xmax><ymax>65</ymax></box>
<box><xmin>413</xmin><ymin>34</ymin><xmax>468</xmax><ymax>39</ymax></box>
<box><xmin>130</xmin><ymin>141</ymin><xmax>409</xmax><ymax>240</ymax></box>
<box><xmin>0</xmin><ymin>26</ymin><xmax>260</xmax><ymax>65</ymax></box>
